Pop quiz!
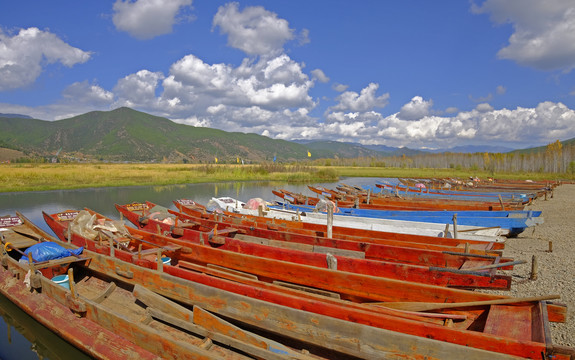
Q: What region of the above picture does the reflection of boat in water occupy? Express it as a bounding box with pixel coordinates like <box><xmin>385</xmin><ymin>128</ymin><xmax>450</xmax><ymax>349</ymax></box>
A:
<box><xmin>0</xmin><ymin>293</ymin><xmax>90</xmax><ymax>360</ymax></box>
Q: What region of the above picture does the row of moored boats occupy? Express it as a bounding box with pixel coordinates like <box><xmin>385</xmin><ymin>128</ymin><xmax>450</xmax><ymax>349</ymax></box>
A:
<box><xmin>1</xmin><ymin>177</ymin><xmax>574</xmax><ymax>359</ymax></box>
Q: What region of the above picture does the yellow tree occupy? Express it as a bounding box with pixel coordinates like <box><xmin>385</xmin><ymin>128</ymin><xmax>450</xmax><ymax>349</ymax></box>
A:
<box><xmin>546</xmin><ymin>140</ymin><xmax>563</xmax><ymax>173</ymax></box>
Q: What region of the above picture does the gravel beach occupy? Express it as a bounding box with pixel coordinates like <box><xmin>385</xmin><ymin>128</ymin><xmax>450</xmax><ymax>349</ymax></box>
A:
<box><xmin>481</xmin><ymin>183</ymin><xmax>575</xmax><ymax>347</ymax></box>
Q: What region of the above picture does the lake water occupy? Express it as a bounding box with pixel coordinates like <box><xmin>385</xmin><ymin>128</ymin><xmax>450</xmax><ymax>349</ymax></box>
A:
<box><xmin>0</xmin><ymin>177</ymin><xmax>383</xmax><ymax>359</ymax></box>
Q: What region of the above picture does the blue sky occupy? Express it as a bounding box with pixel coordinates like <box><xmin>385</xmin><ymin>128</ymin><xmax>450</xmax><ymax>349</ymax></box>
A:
<box><xmin>1</xmin><ymin>1</ymin><xmax>575</xmax><ymax>150</ymax></box>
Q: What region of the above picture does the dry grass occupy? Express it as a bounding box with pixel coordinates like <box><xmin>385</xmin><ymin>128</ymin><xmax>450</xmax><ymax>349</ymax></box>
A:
<box><xmin>0</xmin><ymin>163</ymin><xmax>338</xmax><ymax>192</ymax></box>
<box><xmin>0</xmin><ymin>163</ymin><xmax>566</xmax><ymax>193</ymax></box>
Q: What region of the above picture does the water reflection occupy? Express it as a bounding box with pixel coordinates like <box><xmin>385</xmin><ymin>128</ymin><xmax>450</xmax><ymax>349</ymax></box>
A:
<box><xmin>0</xmin><ymin>177</ymin><xmax>380</xmax><ymax>359</ymax></box>
<box><xmin>0</xmin><ymin>294</ymin><xmax>90</xmax><ymax>360</ymax></box>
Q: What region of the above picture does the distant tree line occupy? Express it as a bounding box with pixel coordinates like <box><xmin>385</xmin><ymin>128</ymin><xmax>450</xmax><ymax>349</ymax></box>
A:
<box><xmin>6</xmin><ymin>140</ymin><xmax>574</xmax><ymax>175</ymax></box>
<box><xmin>313</xmin><ymin>140</ymin><xmax>575</xmax><ymax>175</ymax></box>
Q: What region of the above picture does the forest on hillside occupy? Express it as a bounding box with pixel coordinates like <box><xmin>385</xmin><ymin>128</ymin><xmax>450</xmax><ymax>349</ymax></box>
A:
<box><xmin>311</xmin><ymin>141</ymin><xmax>575</xmax><ymax>175</ymax></box>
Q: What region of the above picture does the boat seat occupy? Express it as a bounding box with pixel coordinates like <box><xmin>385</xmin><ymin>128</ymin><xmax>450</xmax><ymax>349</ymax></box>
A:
<box><xmin>32</xmin><ymin>255</ymin><xmax>90</xmax><ymax>270</ymax></box>
<box><xmin>483</xmin><ymin>303</ymin><xmax>546</xmax><ymax>342</ymax></box>
<box><xmin>135</xmin><ymin>244</ymin><xmax>182</xmax><ymax>257</ymax></box>
<box><xmin>213</xmin><ymin>227</ymin><xmax>238</xmax><ymax>236</ymax></box>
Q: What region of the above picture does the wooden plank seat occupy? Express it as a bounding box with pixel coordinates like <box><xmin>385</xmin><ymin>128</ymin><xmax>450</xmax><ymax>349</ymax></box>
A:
<box><xmin>483</xmin><ymin>302</ymin><xmax>547</xmax><ymax>342</ymax></box>
<box><xmin>134</xmin><ymin>244</ymin><xmax>182</xmax><ymax>258</ymax></box>
<box><xmin>32</xmin><ymin>255</ymin><xmax>90</xmax><ymax>270</ymax></box>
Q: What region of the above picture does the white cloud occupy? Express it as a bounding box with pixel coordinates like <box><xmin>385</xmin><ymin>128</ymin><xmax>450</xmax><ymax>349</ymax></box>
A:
<box><xmin>332</xmin><ymin>83</ymin><xmax>348</xmax><ymax>92</ymax></box>
<box><xmin>374</xmin><ymin>101</ymin><xmax>575</xmax><ymax>148</ymax></box>
<box><xmin>311</xmin><ymin>69</ymin><xmax>329</xmax><ymax>83</ymax></box>
<box><xmin>496</xmin><ymin>85</ymin><xmax>506</xmax><ymax>94</ymax></box>
<box><xmin>0</xmin><ymin>27</ymin><xmax>91</xmax><ymax>91</ymax></box>
<box><xmin>472</xmin><ymin>0</ymin><xmax>575</xmax><ymax>72</ymax></box>
<box><xmin>160</xmin><ymin>53</ymin><xmax>314</xmax><ymax>115</ymax></box>
<box><xmin>298</xmin><ymin>28</ymin><xmax>311</xmax><ymax>46</ymax></box>
<box><xmin>329</xmin><ymin>83</ymin><xmax>389</xmax><ymax>114</ymax></box>
<box><xmin>475</xmin><ymin>103</ymin><xmax>494</xmax><ymax>112</ymax></box>
<box><xmin>62</xmin><ymin>81</ymin><xmax>114</xmax><ymax>105</ymax></box>
<box><xmin>212</xmin><ymin>2</ymin><xmax>294</xmax><ymax>56</ymax></box>
<box><xmin>113</xmin><ymin>0</ymin><xmax>193</xmax><ymax>40</ymax></box>
<box><xmin>397</xmin><ymin>96</ymin><xmax>433</xmax><ymax>120</ymax></box>
<box><xmin>113</xmin><ymin>69</ymin><xmax>165</xmax><ymax>108</ymax></box>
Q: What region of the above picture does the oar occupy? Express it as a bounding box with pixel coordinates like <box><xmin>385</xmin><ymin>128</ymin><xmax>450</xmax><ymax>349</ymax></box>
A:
<box><xmin>370</xmin><ymin>294</ymin><xmax>560</xmax><ymax>312</ymax></box>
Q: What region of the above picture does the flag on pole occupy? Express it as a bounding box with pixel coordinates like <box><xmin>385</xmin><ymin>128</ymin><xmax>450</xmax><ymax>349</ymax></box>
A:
<box><xmin>215</xmin><ymin>157</ymin><xmax>218</xmax><ymax>163</ymax></box>
<box><xmin>237</xmin><ymin>157</ymin><xmax>240</xmax><ymax>164</ymax></box>
<box><xmin>307</xmin><ymin>151</ymin><xmax>311</xmax><ymax>157</ymax></box>
<box><xmin>273</xmin><ymin>156</ymin><xmax>276</xmax><ymax>162</ymax></box>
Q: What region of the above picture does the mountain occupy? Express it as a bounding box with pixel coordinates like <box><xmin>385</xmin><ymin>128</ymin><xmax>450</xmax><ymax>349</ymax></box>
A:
<box><xmin>0</xmin><ymin>113</ymin><xmax>33</xmax><ymax>119</ymax></box>
<box><xmin>304</xmin><ymin>141</ymin><xmax>383</xmax><ymax>158</ymax></box>
<box><xmin>429</xmin><ymin>145</ymin><xmax>515</xmax><ymax>154</ymax></box>
<box><xmin>1</xmin><ymin>107</ymin><xmax>571</xmax><ymax>162</ymax></box>
<box><xmin>0</xmin><ymin>107</ymin><xmax>308</xmax><ymax>162</ymax></box>
<box><xmin>294</xmin><ymin>140</ymin><xmax>427</xmax><ymax>157</ymax></box>
<box><xmin>510</xmin><ymin>137</ymin><xmax>575</xmax><ymax>155</ymax></box>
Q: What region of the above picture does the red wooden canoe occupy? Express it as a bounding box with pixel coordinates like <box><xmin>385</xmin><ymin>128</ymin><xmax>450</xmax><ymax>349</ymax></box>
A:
<box><xmin>41</xmin><ymin>209</ymin><xmax>574</xmax><ymax>359</ymax></box>
<box><xmin>175</xmin><ymin>199</ymin><xmax>505</xmax><ymax>252</ymax></box>
<box><xmin>115</xmin><ymin>202</ymin><xmax>513</xmax><ymax>290</ymax></box>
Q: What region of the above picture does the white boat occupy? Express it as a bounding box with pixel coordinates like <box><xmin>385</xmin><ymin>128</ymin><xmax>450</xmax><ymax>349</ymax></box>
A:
<box><xmin>210</xmin><ymin>197</ymin><xmax>506</xmax><ymax>243</ymax></box>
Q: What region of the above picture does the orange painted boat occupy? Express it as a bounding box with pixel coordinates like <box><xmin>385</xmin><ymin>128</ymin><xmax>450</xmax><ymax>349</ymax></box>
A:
<box><xmin>41</xmin><ymin>209</ymin><xmax>575</xmax><ymax>359</ymax></box>
<box><xmin>305</xmin><ymin>186</ymin><xmax>525</xmax><ymax>211</ymax></box>
<box><xmin>174</xmin><ymin>199</ymin><xmax>505</xmax><ymax>252</ymax></box>
<box><xmin>2</xmin><ymin>213</ymin><xmax>293</xmax><ymax>360</ymax></box>
<box><xmin>115</xmin><ymin>202</ymin><xmax>513</xmax><ymax>290</ymax></box>
<box><xmin>146</xmin><ymin>201</ymin><xmax>508</xmax><ymax>266</ymax></box>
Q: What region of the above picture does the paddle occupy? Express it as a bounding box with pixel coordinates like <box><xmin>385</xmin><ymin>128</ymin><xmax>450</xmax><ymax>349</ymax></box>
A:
<box><xmin>370</xmin><ymin>294</ymin><xmax>560</xmax><ymax>312</ymax></box>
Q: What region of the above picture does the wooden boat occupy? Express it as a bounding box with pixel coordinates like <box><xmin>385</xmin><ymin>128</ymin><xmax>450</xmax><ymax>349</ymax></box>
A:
<box><xmin>40</xmin><ymin>209</ymin><xmax>575</xmax><ymax>359</ymax></box>
<box><xmin>277</xmin><ymin>187</ymin><xmax>525</xmax><ymax>212</ymax></box>
<box><xmin>1</xmin><ymin>213</ymin><xmax>358</xmax><ymax>360</ymax></box>
<box><xmin>143</xmin><ymin>201</ymin><xmax>511</xmax><ymax>268</ymax></box>
<box><xmin>306</xmin><ymin>186</ymin><xmax>526</xmax><ymax>211</ymax></box>
<box><xmin>375</xmin><ymin>181</ymin><xmax>537</xmax><ymax>202</ymax></box>
<box><xmin>175</xmin><ymin>199</ymin><xmax>506</xmax><ymax>252</ymax></box>
<box><xmin>398</xmin><ymin>178</ymin><xmax>554</xmax><ymax>195</ymax></box>
<box><xmin>271</xmin><ymin>202</ymin><xmax>540</xmax><ymax>237</ymax></box>
<box><xmin>213</xmin><ymin>196</ymin><xmax>507</xmax><ymax>240</ymax></box>
<box><xmin>115</xmin><ymin>202</ymin><xmax>514</xmax><ymax>290</ymax></box>
<box><xmin>1</xmin><ymin>215</ymin><xmax>291</xmax><ymax>359</ymax></box>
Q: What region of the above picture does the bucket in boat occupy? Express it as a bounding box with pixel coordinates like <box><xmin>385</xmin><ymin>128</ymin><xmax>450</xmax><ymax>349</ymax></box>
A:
<box><xmin>52</xmin><ymin>274</ymin><xmax>70</xmax><ymax>289</ymax></box>
<box><xmin>161</xmin><ymin>257</ymin><xmax>171</xmax><ymax>266</ymax></box>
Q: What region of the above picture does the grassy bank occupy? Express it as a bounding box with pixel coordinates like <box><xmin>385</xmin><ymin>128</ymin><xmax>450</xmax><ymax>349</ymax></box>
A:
<box><xmin>0</xmin><ymin>163</ymin><xmax>567</xmax><ymax>193</ymax></box>
<box><xmin>0</xmin><ymin>163</ymin><xmax>339</xmax><ymax>192</ymax></box>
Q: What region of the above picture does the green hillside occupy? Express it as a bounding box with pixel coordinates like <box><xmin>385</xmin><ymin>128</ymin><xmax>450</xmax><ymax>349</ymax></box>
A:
<box><xmin>0</xmin><ymin>107</ymin><xmax>312</xmax><ymax>162</ymax></box>
<box><xmin>510</xmin><ymin>138</ymin><xmax>575</xmax><ymax>155</ymax></box>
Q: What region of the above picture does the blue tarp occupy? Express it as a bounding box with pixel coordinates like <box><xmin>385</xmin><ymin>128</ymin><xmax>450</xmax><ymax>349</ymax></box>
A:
<box><xmin>22</xmin><ymin>242</ymin><xmax>83</xmax><ymax>263</ymax></box>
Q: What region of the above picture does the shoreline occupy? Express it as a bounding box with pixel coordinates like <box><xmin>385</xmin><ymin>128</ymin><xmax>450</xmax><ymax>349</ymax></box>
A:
<box><xmin>481</xmin><ymin>183</ymin><xmax>575</xmax><ymax>347</ymax></box>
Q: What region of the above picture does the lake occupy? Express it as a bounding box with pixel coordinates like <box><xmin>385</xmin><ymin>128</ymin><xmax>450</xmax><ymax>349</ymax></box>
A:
<box><xmin>0</xmin><ymin>177</ymin><xmax>382</xmax><ymax>359</ymax></box>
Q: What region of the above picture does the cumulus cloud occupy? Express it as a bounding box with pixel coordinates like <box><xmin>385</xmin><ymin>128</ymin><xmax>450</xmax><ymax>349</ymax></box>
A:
<box><xmin>329</xmin><ymin>83</ymin><xmax>389</xmax><ymax>114</ymax></box>
<box><xmin>62</xmin><ymin>81</ymin><xmax>114</xmax><ymax>105</ymax></box>
<box><xmin>397</xmin><ymin>96</ymin><xmax>433</xmax><ymax>120</ymax></box>
<box><xmin>0</xmin><ymin>27</ymin><xmax>91</xmax><ymax>91</ymax></box>
<box><xmin>113</xmin><ymin>0</ymin><xmax>193</xmax><ymax>40</ymax></box>
<box><xmin>311</xmin><ymin>69</ymin><xmax>329</xmax><ymax>83</ymax></box>
<box><xmin>472</xmin><ymin>0</ymin><xmax>575</xmax><ymax>72</ymax></box>
<box><xmin>475</xmin><ymin>103</ymin><xmax>494</xmax><ymax>112</ymax></box>
<box><xmin>371</xmin><ymin>100</ymin><xmax>575</xmax><ymax>148</ymax></box>
<box><xmin>212</xmin><ymin>2</ymin><xmax>294</xmax><ymax>56</ymax></box>
<box><xmin>332</xmin><ymin>83</ymin><xmax>348</xmax><ymax>92</ymax></box>
<box><xmin>113</xmin><ymin>69</ymin><xmax>165</xmax><ymax>108</ymax></box>
<box><xmin>94</xmin><ymin>51</ymin><xmax>316</xmax><ymax>137</ymax></box>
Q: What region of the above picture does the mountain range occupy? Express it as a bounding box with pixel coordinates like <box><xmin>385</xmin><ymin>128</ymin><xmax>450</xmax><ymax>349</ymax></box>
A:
<box><xmin>0</xmin><ymin>108</ymin><xmax>570</xmax><ymax>162</ymax></box>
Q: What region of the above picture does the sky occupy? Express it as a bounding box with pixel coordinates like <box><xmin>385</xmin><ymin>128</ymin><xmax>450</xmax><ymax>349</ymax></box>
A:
<box><xmin>1</xmin><ymin>0</ymin><xmax>575</xmax><ymax>151</ymax></box>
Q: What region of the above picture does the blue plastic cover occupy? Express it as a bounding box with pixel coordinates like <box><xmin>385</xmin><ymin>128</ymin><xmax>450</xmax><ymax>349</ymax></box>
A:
<box><xmin>22</xmin><ymin>242</ymin><xmax>83</xmax><ymax>263</ymax></box>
